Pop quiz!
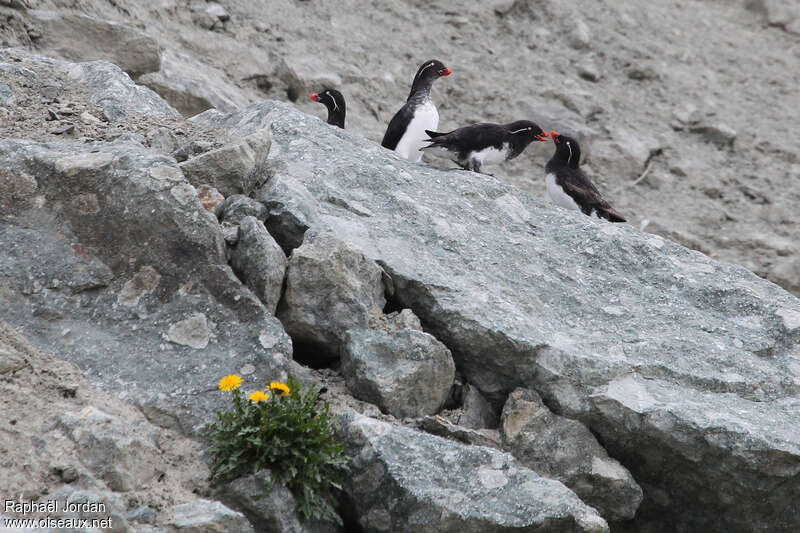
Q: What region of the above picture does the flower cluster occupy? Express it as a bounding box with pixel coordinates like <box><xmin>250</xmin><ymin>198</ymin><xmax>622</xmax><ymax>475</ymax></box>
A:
<box><xmin>208</xmin><ymin>373</ymin><xmax>347</xmax><ymax>525</ymax></box>
<box><xmin>218</xmin><ymin>375</ymin><xmax>292</xmax><ymax>403</ymax></box>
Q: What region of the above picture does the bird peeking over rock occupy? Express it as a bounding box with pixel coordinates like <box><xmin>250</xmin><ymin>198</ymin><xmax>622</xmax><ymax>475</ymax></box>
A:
<box><xmin>310</xmin><ymin>89</ymin><xmax>346</xmax><ymax>129</ymax></box>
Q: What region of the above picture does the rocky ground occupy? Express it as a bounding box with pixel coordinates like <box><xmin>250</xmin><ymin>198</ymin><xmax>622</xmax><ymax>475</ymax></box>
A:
<box><xmin>2</xmin><ymin>0</ymin><xmax>799</xmax><ymax>292</ymax></box>
<box><xmin>1</xmin><ymin>1</ymin><xmax>800</xmax><ymax>532</ymax></box>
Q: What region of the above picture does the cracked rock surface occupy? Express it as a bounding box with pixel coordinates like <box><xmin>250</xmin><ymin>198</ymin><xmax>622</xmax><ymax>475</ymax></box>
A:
<box><xmin>196</xmin><ymin>100</ymin><xmax>800</xmax><ymax>531</ymax></box>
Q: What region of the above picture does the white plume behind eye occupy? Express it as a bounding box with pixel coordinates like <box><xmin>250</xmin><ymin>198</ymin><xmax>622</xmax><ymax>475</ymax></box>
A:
<box><xmin>566</xmin><ymin>141</ymin><xmax>573</xmax><ymax>164</ymax></box>
<box><xmin>417</xmin><ymin>62</ymin><xmax>436</xmax><ymax>78</ymax></box>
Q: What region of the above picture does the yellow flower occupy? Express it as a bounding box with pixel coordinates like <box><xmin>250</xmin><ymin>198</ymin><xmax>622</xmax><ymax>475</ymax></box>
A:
<box><xmin>219</xmin><ymin>374</ymin><xmax>243</xmax><ymax>391</ymax></box>
<box><xmin>249</xmin><ymin>390</ymin><xmax>269</xmax><ymax>403</ymax></box>
<box><xmin>269</xmin><ymin>381</ymin><xmax>291</xmax><ymax>396</ymax></box>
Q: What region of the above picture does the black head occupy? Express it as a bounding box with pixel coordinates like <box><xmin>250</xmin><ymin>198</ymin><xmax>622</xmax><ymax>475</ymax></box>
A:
<box><xmin>550</xmin><ymin>131</ymin><xmax>581</xmax><ymax>167</ymax></box>
<box><xmin>409</xmin><ymin>59</ymin><xmax>452</xmax><ymax>97</ymax></box>
<box><xmin>506</xmin><ymin>120</ymin><xmax>549</xmax><ymax>143</ymax></box>
<box><xmin>310</xmin><ymin>89</ymin><xmax>345</xmax><ymax>129</ymax></box>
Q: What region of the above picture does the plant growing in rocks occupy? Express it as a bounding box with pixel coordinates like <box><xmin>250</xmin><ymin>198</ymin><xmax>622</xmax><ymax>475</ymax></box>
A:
<box><xmin>208</xmin><ymin>374</ymin><xmax>348</xmax><ymax>524</ymax></box>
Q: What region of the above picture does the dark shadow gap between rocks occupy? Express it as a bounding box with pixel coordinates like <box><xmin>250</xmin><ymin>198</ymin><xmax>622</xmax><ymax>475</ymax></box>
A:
<box><xmin>291</xmin><ymin>340</ymin><xmax>339</xmax><ymax>369</ymax></box>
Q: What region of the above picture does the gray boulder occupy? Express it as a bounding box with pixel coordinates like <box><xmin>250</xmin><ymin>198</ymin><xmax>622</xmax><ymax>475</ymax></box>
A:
<box><xmin>230</xmin><ymin>216</ymin><xmax>287</xmax><ymax>314</ymax></box>
<box><xmin>220</xmin><ymin>194</ymin><xmax>268</xmax><ymax>225</ymax></box>
<box><xmin>257</xmin><ymin>172</ymin><xmax>319</xmax><ymax>253</ymax></box>
<box><xmin>0</xmin><ymin>139</ymin><xmax>293</xmax><ymax>432</ymax></box>
<box><xmin>27</xmin><ymin>10</ymin><xmax>161</xmax><ymax>76</ymax></box>
<box><xmin>277</xmin><ymin>231</ymin><xmax>385</xmax><ymax>357</ymax></box>
<box><xmin>340</xmin><ymin>328</ymin><xmax>455</xmax><ymax>418</ymax></box>
<box><xmin>501</xmin><ymin>389</ymin><xmax>643</xmax><ymax>522</ymax></box>
<box><xmin>218</xmin><ymin>470</ymin><xmax>339</xmax><ymax>533</ymax></box>
<box><xmin>193</xmin><ymin>100</ymin><xmax>800</xmax><ymax>532</ymax></box>
<box><xmin>68</xmin><ymin>60</ymin><xmax>180</xmax><ymax>123</ymax></box>
<box><xmin>459</xmin><ymin>383</ymin><xmax>499</xmax><ymax>429</ymax></box>
<box><xmin>59</xmin><ymin>405</ymin><xmax>160</xmax><ymax>493</ymax></box>
<box><xmin>338</xmin><ymin>412</ymin><xmax>609</xmax><ymax>533</ymax></box>
<box><xmin>179</xmin><ymin>130</ymin><xmax>271</xmax><ymax>196</ymax></box>
<box><xmin>137</xmin><ymin>49</ymin><xmax>248</xmax><ymax>116</ymax></box>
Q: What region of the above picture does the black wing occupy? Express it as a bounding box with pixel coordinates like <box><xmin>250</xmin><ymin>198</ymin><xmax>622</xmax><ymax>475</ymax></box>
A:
<box><xmin>561</xmin><ymin>179</ymin><xmax>626</xmax><ymax>222</ymax></box>
<box><xmin>381</xmin><ymin>104</ymin><xmax>414</xmax><ymax>150</ymax></box>
<box><xmin>424</xmin><ymin>123</ymin><xmax>507</xmax><ymax>152</ymax></box>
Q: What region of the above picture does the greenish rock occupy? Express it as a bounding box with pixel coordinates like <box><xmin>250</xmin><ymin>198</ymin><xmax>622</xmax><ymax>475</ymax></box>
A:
<box><xmin>194</xmin><ymin>100</ymin><xmax>800</xmax><ymax>532</ymax></box>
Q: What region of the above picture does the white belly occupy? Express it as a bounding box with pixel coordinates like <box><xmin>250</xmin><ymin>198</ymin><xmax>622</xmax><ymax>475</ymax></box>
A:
<box><xmin>546</xmin><ymin>173</ymin><xmax>582</xmax><ymax>212</ymax></box>
<box><xmin>395</xmin><ymin>100</ymin><xmax>438</xmax><ymax>163</ymax></box>
<box><xmin>471</xmin><ymin>144</ymin><xmax>509</xmax><ymax>167</ymax></box>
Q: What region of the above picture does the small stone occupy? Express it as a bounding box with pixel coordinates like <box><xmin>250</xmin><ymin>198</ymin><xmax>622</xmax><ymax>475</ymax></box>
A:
<box><xmin>46</xmin><ymin>108</ymin><xmax>59</xmax><ymax>121</ymax></box>
<box><xmin>489</xmin><ymin>0</ymin><xmax>517</xmax><ymax>16</ymax></box>
<box><xmin>170</xmin><ymin>183</ymin><xmax>198</xmax><ymax>205</ymax></box>
<box><xmin>0</xmin><ymin>82</ymin><xmax>14</xmax><ymax>105</ymax></box>
<box><xmin>577</xmin><ymin>59</ymin><xmax>602</xmax><ymax>82</ymax></box>
<box><xmin>198</xmin><ymin>185</ymin><xmax>225</xmax><ymax>216</ymax></box>
<box><xmin>80</xmin><ymin>111</ymin><xmax>101</xmax><ymax>124</ymax></box>
<box><xmin>206</xmin><ymin>2</ymin><xmax>230</xmax><ymax>21</ymax></box>
<box><xmin>0</xmin><ymin>346</ymin><xmax>26</xmax><ymax>374</ymax></box>
<box><xmin>171</xmin><ymin>141</ymin><xmax>215</xmax><ymax>162</ymax></box>
<box><xmin>40</xmin><ymin>82</ymin><xmax>62</xmax><ymax>100</ymax></box>
<box><xmin>166</xmin><ymin>313</ymin><xmax>211</xmax><ymax>349</ymax></box>
<box><xmin>192</xmin><ymin>10</ymin><xmax>218</xmax><ymax>30</ymax></box>
<box><xmin>220</xmin><ymin>221</ymin><xmax>239</xmax><ymax>245</ymax></box>
<box><xmin>51</xmin><ymin>123</ymin><xmax>75</xmax><ymax>135</ymax></box>
<box><xmin>149</xmin><ymin>127</ymin><xmax>180</xmax><ymax>154</ymax></box>
<box><xmin>690</xmin><ymin>122</ymin><xmax>737</xmax><ymax>148</ymax></box>
<box><xmin>569</xmin><ymin>20</ymin><xmax>592</xmax><ymax>49</ymax></box>
<box><xmin>627</xmin><ymin>64</ymin><xmax>662</xmax><ymax>81</ymax></box>
<box><xmin>673</xmin><ymin>103</ymin><xmax>702</xmax><ymax>126</ymax></box>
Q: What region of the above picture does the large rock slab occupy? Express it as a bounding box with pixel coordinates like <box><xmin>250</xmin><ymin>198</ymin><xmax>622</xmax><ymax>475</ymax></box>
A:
<box><xmin>0</xmin><ymin>139</ymin><xmax>293</xmax><ymax>433</ymax></box>
<box><xmin>337</xmin><ymin>412</ymin><xmax>609</xmax><ymax>532</ymax></box>
<box><xmin>193</xmin><ymin>100</ymin><xmax>800</xmax><ymax>532</ymax></box>
<box><xmin>27</xmin><ymin>10</ymin><xmax>162</xmax><ymax>76</ymax></box>
<box><xmin>340</xmin><ymin>328</ymin><xmax>455</xmax><ymax>418</ymax></box>
<box><xmin>501</xmin><ymin>389</ymin><xmax>642</xmax><ymax>522</ymax></box>
<box><xmin>68</xmin><ymin>60</ymin><xmax>180</xmax><ymax>123</ymax></box>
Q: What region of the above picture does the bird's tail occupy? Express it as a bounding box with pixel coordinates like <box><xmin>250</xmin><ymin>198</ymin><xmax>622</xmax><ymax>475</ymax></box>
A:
<box><xmin>424</xmin><ymin>130</ymin><xmax>446</xmax><ymax>140</ymax></box>
<box><xmin>600</xmin><ymin>207</ymin><xmax>627</xmax><ymax>223</ymax></box>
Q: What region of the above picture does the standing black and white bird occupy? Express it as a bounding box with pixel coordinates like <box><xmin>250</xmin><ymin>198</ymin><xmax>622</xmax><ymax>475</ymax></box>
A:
<box><xmin>422</xmin><ymin>121</ymin><xmax>548</xmax><ymax>173</ymax></box>
<box><xmin>381</xmin><ymin>59</ymin><xmax>452</xmax><ymax>162</ymax></box>
<box><xmin>545</xmin><ymin>132</ymin><xmax>626</xmax><ymax>222</ymax></box>
<box><xmin>310</xmin><ymin>89</ymin><xmax>346</xmax><ymax>129</ymax></box>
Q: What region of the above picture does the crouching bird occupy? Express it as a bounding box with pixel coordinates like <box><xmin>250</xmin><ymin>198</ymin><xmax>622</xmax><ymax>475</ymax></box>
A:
<box><xmin>545</xmin><ymin>132</ymin><xmax>626</xmax><ymax>222</ymax></box>
<box><xmin>422</xmin><ymin>120</ymin><xmax>548</xmax><ymax>174</ymax></box>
